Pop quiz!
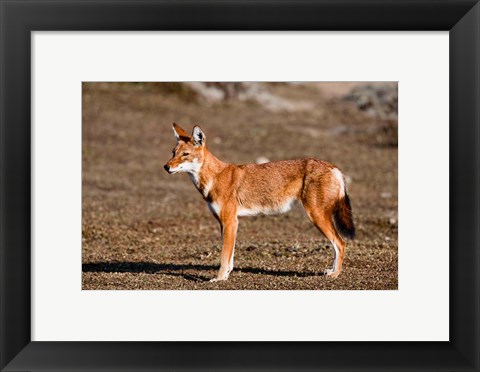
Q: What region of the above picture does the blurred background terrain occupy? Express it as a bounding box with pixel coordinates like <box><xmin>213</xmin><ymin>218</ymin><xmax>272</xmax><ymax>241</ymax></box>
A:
<box><xmin>82</xmin><ymin>82</ymin><xmax>397</xmax><ymax>290</ymax></box>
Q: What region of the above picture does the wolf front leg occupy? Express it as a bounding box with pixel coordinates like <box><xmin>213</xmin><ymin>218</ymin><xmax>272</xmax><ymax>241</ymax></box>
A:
<box><xmin>211</xmin><ymin>206</ymin><xmax>238</xmax><ymax>282</ymax></box>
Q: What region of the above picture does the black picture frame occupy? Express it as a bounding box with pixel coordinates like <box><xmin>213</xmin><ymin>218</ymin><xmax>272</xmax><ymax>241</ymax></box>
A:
<box><xmin>1</xmin><ymin>1</ymin><xmax>479</xmax><ymax>371</ymax></box>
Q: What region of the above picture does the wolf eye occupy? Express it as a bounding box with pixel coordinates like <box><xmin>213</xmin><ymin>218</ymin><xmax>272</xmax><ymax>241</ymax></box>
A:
<box><xmin>182</xmin><ymin>152</ymin><xmax>189</xmax><ymax>156</ymax></box>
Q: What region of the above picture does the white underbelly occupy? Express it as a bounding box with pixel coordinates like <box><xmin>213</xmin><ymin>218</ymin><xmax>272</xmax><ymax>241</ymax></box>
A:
<box><xmin>208</xmin><ymin>198</ymin><xmax>295</xmax><ymax>218</ymax></box>
<box><xmin>237</xmin><ymin>198</ymin><xmax>294</xmax><ymax>217</ymax></box>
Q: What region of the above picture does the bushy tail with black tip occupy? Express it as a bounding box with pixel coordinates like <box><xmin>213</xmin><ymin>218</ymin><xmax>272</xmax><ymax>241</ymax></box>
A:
<box><xmin>333</xmin><ymin>192</ymin><xmax>356</xmax><ymax>240</ymax></box>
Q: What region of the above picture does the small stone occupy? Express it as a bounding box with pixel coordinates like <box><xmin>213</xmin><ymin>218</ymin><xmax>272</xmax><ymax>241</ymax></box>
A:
<box><xmin>256</xmin><ymin>156</ymin><xmax>270</xmax><ymax>164</ymax></box>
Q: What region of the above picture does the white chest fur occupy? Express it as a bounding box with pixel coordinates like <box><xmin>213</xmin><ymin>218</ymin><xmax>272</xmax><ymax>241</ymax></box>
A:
<box><xmin>208</xmin><ymin>202</ymin><xmax>221</xmax><ymax>217</ymax></box>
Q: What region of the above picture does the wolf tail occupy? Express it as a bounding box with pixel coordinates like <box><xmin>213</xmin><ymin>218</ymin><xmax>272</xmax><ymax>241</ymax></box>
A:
<box><xmin>333</xmin><ymin>191</ymin><xmax>356</xmax><ymax>240</ymax></box>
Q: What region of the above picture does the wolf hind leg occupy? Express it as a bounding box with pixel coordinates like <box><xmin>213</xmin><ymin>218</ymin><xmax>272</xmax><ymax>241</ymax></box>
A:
<box><xmin>303</xmin><ymin>206</ymin><xmax>346</xmax><ymax>278</ymax></box>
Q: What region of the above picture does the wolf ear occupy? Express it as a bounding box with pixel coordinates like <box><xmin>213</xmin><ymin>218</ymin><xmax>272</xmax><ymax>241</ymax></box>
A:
<box><xmin>172</xmin><ymin>123</ymin><xmax>190</xmax><ymax>142</ymax></box>
<box><xmin>192</xmin><ymin>126</ymin><xmax>206</xmax><ymax>146</ymax></box>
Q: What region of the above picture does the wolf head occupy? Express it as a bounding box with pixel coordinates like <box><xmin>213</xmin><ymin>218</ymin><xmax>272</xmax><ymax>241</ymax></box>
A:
<box><xmin>164</xmin><ymin>123</ymin><xmax>206</xmax><ymax>175</ymax></box>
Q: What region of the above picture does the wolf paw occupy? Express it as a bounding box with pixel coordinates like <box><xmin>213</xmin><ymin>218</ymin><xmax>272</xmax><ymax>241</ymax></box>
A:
<box><xmin>210</xmin><ymin>267</ymin><xmax>232</xmax><ymax>282</ymax></box>
<box><xmin>210</xmin><ymin>276</ymin><xmax>228</xmax><ymax>283</ymax></box>
<box><xmin>324</xmin><ymin>269</ymin><xmax>340</xmax><ymax>278</ymax></box>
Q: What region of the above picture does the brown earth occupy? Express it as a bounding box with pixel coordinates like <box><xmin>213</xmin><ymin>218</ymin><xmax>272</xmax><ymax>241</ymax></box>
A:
<box><xmin>82</xmin><ymin>82</ymin><xmax>398</xmax><ymax>290</ymax></box>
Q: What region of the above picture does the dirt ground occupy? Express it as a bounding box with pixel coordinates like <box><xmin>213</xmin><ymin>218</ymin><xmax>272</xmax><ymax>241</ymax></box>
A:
<box><xmin>82</xmin><ymin>82</ymin><xmax>398</xmax><ymax>290</ymax></box>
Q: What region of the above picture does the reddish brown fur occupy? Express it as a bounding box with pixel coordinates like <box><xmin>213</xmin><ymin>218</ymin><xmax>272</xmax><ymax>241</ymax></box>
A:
<box><xmin>165</xmin><ymin>124</ymin><xmax>355</xmax><ymax>281</ymax></box>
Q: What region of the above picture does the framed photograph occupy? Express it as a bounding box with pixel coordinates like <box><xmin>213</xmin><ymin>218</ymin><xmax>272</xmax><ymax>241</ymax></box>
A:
<box><xmin>1</xmin><ymin>1</ymin><xmax>479</xmax><ymax>371</ymax></box>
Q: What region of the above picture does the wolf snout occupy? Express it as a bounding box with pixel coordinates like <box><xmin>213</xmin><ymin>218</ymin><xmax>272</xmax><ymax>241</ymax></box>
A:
<box><xmin>164</xmin><ymin>164</ymin><xmax>171</xmax><ymax>173</ymax></box>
